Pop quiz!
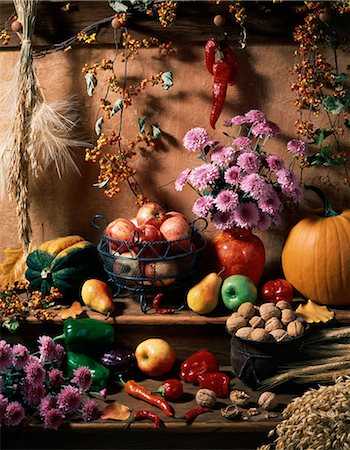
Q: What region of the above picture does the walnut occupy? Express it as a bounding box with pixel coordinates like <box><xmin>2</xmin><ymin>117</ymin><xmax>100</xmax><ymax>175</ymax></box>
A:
<box><xmin>276</xmin><ymin>300</ymin><xmax>292</xmax><ymax>310</ymax></box>
<box><xmin>259</xmin><ymin>303</ymin><xmax>281</xmax><ymax>321</ymax></box>
<box><xmin>195</xmin><ymin>388</ymin><xmax>216</xmax><ymax>408</ymax></box>
<box><xmin>287</xmin><ymin>320</ymin><xmax>304</xmax><ymax>338</ymax></box>
<box><xmin>229</xmin><ymin>390</ymin><xmax>250</xmax><ymax>407</ymax></box>
<box><xmin>265</xmin><ymin>317</ymin><xmax>284</xmax><ymax>333</ymax></box>
<box><xmin>269</xmin><ymin>329</ymin><xmax>289</xmax><ymax>342</ymax></box>
<box><xmin>221</xmin><ymin>404</ymin><xmax>241</xmax><ymax>420</ymax></box>
<box><xmin>249</xmin><ymin>316</ymin><xmax>265</xmax><ymax>329</ymax></box>
<box><xmin>235</xmin><ymin>327</ymin><xmax>253</xmax><ymax>340</ymax></box>
<box><xmin>237</xmin><ymin>302</ymin><xmax>256</xmax><ymax>320</ymax></box>
<box><xmin>226</xmin><ymin>314</ymin><xmax>247</xmax><ymax>333</ymax></box>
<box><xmin>247</xmin><ymin>407</ymin><xmax>259</xmax><ymax>416</ymax></box>
<box><xmin>281</xmin><ymin>309</ymin><xmax>296</xmax><ymax>326</ymax></box>
<box><xmin>258</xmin><ymin>392</ymin><xmax>278</xmax><ymax>411</ymax></box>
<box><xmin>250</xmin><ymin>328</ymin><xmax>271</xmax><ymax>342</ymax></box>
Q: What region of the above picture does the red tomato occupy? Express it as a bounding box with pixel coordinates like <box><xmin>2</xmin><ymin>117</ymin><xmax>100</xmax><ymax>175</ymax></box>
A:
<box><xmin>261</xmin><ymin>279</ymin><xmax>294</xmax><ymax>304</ymax></box>
<box><xmin>160</xmin><ymin>379</ymin><xmax>183</xmax><ymax>401</ymax></box>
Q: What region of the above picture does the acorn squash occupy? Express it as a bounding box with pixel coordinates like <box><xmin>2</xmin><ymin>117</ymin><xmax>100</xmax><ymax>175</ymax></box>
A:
<box><xmin>26</xmin><ymin>235</ymin><xmax>98</xmax><ymax>297</ymax></box>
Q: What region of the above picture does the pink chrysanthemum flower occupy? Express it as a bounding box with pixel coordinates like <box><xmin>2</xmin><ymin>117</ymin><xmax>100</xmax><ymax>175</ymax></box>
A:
<box><xmin>183</xmin><ymin>127</ymin><xmax>209</xmax><ymax>152</ymax></box>
<box><xmin>210</xmin><ymin>146</ymin><xmax>235</xmax><ymax>167</ymax></box>
<box><xmin>24</xmin><ymin>359</ymin><xmax>46</xmax><ymax>387</ymax></box>
<box><xmin>192</xmin><ymin>195</ymin><xmax>215</xmax><ymax>217</ymax></box>
<box><xmin>38</xmin><ymin>336</ymin><xmax>56</xmax><ymax>363</ymax></box>
<box><xmin>39</xmin><ymin>395</ymin><xmax>58</xmax><ymax>417</ymax></box>
<box><xmin>285</xmin><ymin>185</ymin><xmax>304</xmax><ymax>203</ymax></box>
<box><xmin>233</xmin><ymin>202</ymin><xmax>260</xmax><ymax>229</ymax></box>
<box><xmin>4</xmin><ymin>402</ymin><xmax>25</xmax><ymax>427</ymax></box>
<box><xmin>82</xmin><ymin>399</ymin><xmax>100</xmax><ymax>422</ymax></box>
<box><xmin>44</xmin><ymin>408</ymin><xmax>63</xmax><ymax>430</ymax></box>
<box><xmin>72</xmin><ymin>367</ymin><xmax>92</xmax><ymax>392</ymax></box>
<box><xmin>215</xmin><ymin>190</ymin><xmax>239</xmax><ymax>212</ymax></box>
<box><xmin>23</xmin><ymin>381</ymin><xmax>46</xmax><ymax>406</ymax></box>
<box><xmin>258</xmin><ymin>188</ymin><xmax>282</xmax><ymax>215</ymax></box>
<box><xmin>212</xmin><ymin>211</ymin><xmax>235</xmax><ymax>230</ymax></box>
<box><xmin>175</xmin><ymin>168</ymin><xmax>192</xmax><ymax>192</ymax></box>
<box><xmin>48</xmin><ymin>368</ymin><xmax>64</xmax><ymax>388</ymax></box>
<box><xmin>252</xmin><ymin>120</ymin><xmax>279</xmax><ymax>138</ymax></box>
<box><xmin>57</xmin><ymin>385</ymin><xmax>81</xmax><ymax>414</ymax></box>
<box><xmin>224</xmin><ymin>115</ymin><xmax>248</xmax><ymax>126</ymax></box>
<box><xmin>0</xmin><ymin>394</ymin><xmax>9</xmax><ymax>421</ymax></box>
<box><xmin>240</xmin><ymin>174</ymin><xmax>267</xmax><ymax>201</ymax></box>
<box><xmin>54</xmin><ymin>344</ymin><xmax>66</xmax><ymax>367</ymax></box>
<box><xmin>0</xmin><ymin>376</ymin><xmax>2</xmax><ymax>393</ymax></box>
<box><xmin>266</xmin><ymin>154</ymin><xmax>285</xmax><ymax>172</ymax></box>
<box><xmin>237</xmin><ymin>152</ymin><xmax>260</xmax><ymax>174</ymax></box>
<box><xmin>276</xmin><ymin>169</ymin><xmax>297</xmax><ymax>192</ymax></box>
<box><xmin>232</xmin><ymin>137</ymin><xmax>252</xmax><ymax>150</ymax></box>
<box><xmin>287</xmin><ymin>139</ymin><xmax>308</xmax><ymax>158</ymax></box>
<box><xmin>12</xmin><ymin>344</ymin><xmax>29</xmax><ymax>370</ymax></box>
<box><xmin>0</xmin><ymin>340</ymin><xmax>12</xmax><ymax>371</ymax></box>
<box><xmin>244</xmin><ymin>109</ymin><xmax>267</xmax><ymax>124</ymax></box>
<box><xmin>256</xmin><ymin>212</ymin><xmax>273</xmax><ymax>231</ymax></box>
<box><xmin>188</xmin><ymin>163</ymin><xmax>220</xmax><ymax>191</ymax></box>
<box><xmin>224</xmin><ymin>166</ymin><xmax>242</xmax><ymax>185</ymax></box>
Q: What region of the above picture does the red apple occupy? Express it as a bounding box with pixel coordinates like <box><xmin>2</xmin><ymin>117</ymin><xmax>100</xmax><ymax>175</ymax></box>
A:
<box><xmin>130</xmin><ymin>217</ymin><xmax>138</xmax><ymax>227</ymax></box>
<box><xmin>113</xmin><ymin>250</ymin><xmax>141</xmax><ymax>285</ymax></box>
<box><xmin>160</xmin><ymin>216</ymin><xmax>192</xmax><ymax>254</ymax></box>
<box><xmin>165</xmin><ymin>211</ymin><xmax>189</xmax><ymax>223</ymax></box>
<box><xmin>144</xmin><ymin>259</ymin><xmax>178</xmax><ymax>286</ymax></box>
<box><xmin>136</xmin><ymin>202</ymin><xmax>166</xmax><ymax>228</ymax></box>
<box><xmin>105</xmin><ymin>218</ymin><xmax>136</xmax><ymax>252</ymax></box>
<box><xmin>133</xmin><ymin>224</ymin><xmax>164</xmax><ymax>258</ymax></box>
<box><xmin>135</xmin><ymin>338</ymin><xmax>176</xmax><ymax>377</ymax></box>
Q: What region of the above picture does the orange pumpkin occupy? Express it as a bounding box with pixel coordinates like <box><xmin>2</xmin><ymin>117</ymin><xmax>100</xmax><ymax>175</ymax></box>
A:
<box><xmin>282</xmin><ymin>186</ymin><xmax>350</xmax><ymax>306</ymax></box>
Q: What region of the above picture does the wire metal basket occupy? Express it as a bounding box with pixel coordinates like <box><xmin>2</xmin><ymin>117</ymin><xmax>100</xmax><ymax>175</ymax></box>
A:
<box><xmin>93</xmin><ymin>215</ymin><xmax>207</xmax><ymax>312</ymax></box>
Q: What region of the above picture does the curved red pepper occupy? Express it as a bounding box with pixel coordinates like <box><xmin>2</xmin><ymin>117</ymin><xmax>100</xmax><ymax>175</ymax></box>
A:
<box><xmin>210</xmin><ymin>60</ymin><xmax>232</xmax><ymax>129</ymax></box>
<box><xmin>222</xmin><ymin>45</ymin><xmax>239</xmax><ymax>85</ymax></box>
<box><xmin>204</xmin><ymin>38</ymin><xmax>218</xmax><ymax>75</ymax></box>
<box><xmin>180</xmin><ymin>349</ymin><xmax>219</xmax><ymax>384</ymax></box>
<box><xmin>197</xmin><ymin>371</ymin><xmax>231</xmax><ymax>398</ymax></box>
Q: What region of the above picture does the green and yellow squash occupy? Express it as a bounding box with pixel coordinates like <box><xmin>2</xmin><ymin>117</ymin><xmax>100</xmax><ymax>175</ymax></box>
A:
<box><xmin>26</xmin><ymin>235</ymin><xmax>99</xmax><ymax>297</ymax></box>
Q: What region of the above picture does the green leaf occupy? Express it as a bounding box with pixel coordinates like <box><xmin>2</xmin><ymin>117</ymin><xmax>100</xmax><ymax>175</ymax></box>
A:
<box><xmin>161</xmin><ymin>71</ymin><xmax>173</xmax><ymax>90</ymax></box>
<box><xmin>93</xmin><ymin>179</ymin><xmax>110</xmax><ymax>188</ymax></box>
<box><xmin>311</xmin><ymin>128</ymin><xmax>333</xmax><ymax>146</ymax></box>
<box><xmin>109</xmin><ymin>0</ymin><xmax>128</xmax><ymax>12</ymax></box>
<box><xmin>95</xmin><ymin>117</ymin><xmax>104</xmax><ymax>136</ymax></box>
<box><xmin>322</xmin><ymin>96</ymin><xmax>344</xmax><ymax>115</ymax></box>
<box><xmin>137</xmin><ymin>116</ymin><xmax>147</xmax><ymax>135</ymax></box>
<box><xmin>151</xmin><ymin>124</ymin><xmax>161</xmax><ymax>139</ymax></box>
<box><xmin>333</xmin><ymin>73</ymin><xmax>349</xmax><ymax>83</ymax></box>
<box><xmin>85</xmin><ymin>73</ymin><xmax>97</xmax><ymax>97</ymax></box>
<box><xmin>321</xmin><ymin>145</ymin><xmax>331</xmax><ymax>158</ymax></box>
<box><xmin>3</xmin><ymin>318</ymin><xmax>20</xmax><ymax>333</ymax></box>
<box><xmin>110</xmin><ymin>98</ymin><xmax>124</xmax><ymax>117</ymax></box>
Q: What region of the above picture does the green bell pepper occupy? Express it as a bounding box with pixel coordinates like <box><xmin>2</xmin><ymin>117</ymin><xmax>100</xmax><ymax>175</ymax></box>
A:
<box><xmin>55</xmin><ymin>318</ymin><xmax>115</xmax><ymax>354</ymax></box>
<box><xmin>67</xmin><ymin>351</ymin><xmax>110</xmax><ymax>391</ymax></box>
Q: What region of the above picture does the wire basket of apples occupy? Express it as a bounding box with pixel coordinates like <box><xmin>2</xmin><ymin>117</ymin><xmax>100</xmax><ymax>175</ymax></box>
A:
<box><xmin>93</xmin><ymin>202</ymin><xmax>207</xmax><ymax>310</ymax></box>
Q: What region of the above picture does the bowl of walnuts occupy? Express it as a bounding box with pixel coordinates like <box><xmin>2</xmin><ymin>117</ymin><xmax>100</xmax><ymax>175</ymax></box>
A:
<box><xmin>226</xmin><ymin>301</ymin><xmax>308</xmax><ymax>388</ymax></box>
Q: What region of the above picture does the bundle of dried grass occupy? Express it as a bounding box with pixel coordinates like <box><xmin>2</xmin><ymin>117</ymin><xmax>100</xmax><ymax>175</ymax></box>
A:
<box><xmin>258</xmin><ymin>377</ymin><xmax>350</xmax><ymax>450</ymax></box>
<box><xmin>0</xmin><ymin>0</ymin><xmax>83</xmax><ymax>250</ymax></box>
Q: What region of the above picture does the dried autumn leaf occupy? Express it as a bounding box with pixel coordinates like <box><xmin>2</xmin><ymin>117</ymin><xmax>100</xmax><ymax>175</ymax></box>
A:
<box><xmin>0</xmin><ymin>244</ymin><xmax>36</xmax><ymax>288</ymax></box>
<box><xmin>100</xmin><ymin>402</ymin><xmax>131</xmax><ymax>421</ymax></box>
<box><xmin>296</xmin><ymin>299</ymin><xmax>335</xmax><ymax>324</ymax></box>
<box><xmin>57</xmin><ymin>301</ymin><xmax>84</xmax><ymax>320</ymax></box>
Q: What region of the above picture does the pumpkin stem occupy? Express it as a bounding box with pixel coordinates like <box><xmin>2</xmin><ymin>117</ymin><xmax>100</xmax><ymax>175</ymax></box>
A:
<box><xmin>304</xmin><ymin>185</ymin><xmax>339</xmax><ymax>218</ymax></box>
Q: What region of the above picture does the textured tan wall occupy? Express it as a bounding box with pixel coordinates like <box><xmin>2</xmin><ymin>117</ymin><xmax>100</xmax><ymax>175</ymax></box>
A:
<box><xmin>0</xmin><ymin>43</ymin><xmax>349</xmax><ymax>276</ymax></box>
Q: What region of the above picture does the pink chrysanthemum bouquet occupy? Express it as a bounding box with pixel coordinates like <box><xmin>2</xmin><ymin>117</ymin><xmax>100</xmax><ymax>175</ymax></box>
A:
<box><xmin>176</xmin><ymin>110</ymin><xmax>306</xmax><ymax>231</ymax></box>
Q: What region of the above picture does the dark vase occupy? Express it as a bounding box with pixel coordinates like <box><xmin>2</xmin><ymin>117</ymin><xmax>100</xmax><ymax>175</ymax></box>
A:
<box><xmin>212</xmin><ymin>228</ymin><xmax>265</xmax><ymax>286</ymax></box>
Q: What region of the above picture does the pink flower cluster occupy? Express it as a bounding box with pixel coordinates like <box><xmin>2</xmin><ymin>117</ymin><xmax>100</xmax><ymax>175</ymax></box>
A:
<box><xmin>176</xmin><ymin>110</ymin><xmax>305</xmax><ymax>231</ymax></box>
<box><xmin>0</xmin><ymin>337</ymin><xmax>100</xmax><ymax>429</ymax></box>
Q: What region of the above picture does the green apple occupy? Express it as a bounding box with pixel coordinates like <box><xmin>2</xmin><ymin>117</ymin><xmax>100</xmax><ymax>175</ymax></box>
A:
<box><xmin>221</xmin><ymin>275</ymin><xmax>257</xmax><ymax>311</ymax></box>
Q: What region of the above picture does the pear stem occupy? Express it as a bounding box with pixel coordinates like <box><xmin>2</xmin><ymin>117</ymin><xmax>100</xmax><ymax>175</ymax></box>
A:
<box><xmin>217</xmin><ymin>267</ymin><xmax>225</xmax><ymax>277</ymax></box>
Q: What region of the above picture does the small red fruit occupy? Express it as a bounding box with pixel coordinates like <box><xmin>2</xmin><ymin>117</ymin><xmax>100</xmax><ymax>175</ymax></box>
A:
<box><xmin>158</xmin><ymin>379</ymin><xmax>183</xmax><ymax>401</ymax></box>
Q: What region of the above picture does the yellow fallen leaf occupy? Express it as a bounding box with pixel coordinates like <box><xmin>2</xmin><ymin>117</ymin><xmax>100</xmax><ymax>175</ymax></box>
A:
<box><xmin>57</xmin><ymin>301</ymin><xmax>84</xmax><ymax>320</ymax></box>
<box><xmin>0</xmin><ymin>244</ymin><xmax>36</xmax><ymax>289</ymax></box>
<box><xmin>296</xmin><ymin>299</ymin><xmax>335</xmax><ymax>324</ymax></box>
<box><xmin>100</xmin><ymin>402</ymin><xmax>131</xmax><ymax>421</ymax></box>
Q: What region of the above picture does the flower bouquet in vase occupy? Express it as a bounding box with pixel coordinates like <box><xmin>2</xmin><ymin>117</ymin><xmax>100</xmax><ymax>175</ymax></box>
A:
<box><xmin>175</xmin><ymin>109</ymin><xmax>306</xmax><ymax>285</ymax></box>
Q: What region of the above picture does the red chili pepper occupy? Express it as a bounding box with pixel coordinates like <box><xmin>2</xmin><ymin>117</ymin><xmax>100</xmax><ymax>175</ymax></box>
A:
<box><xmin>210</xmin><ymin>60</ymin><xmax>232</xmax><ymax>130</ymax></box>
<box><xmin>152</xmin><ymin>379</ymin><xmax>184</xmax><ymax>401</ymax></box>
<box><xmin>204</xmin><ymin>38</ymin><xmax>218</xmax><ymax>75</ymax></box>
<box><xmin>222</xmin><ymin>45</ymin><xmax>239</xmax><ymax>85</ymax></box>
<box><xmin>152</xmin><ymin>293</ymin><xmax>183</xmax><ymax>315</ymax></box>
<box><xmin>181</xmin><ymin>407</ymin><xmax>213</xmax><ymax>424</ymax></box>
<box><xmin>197</xmin><ymin>371</ymin><xmax>231</xmax><ymax>398</ymax></box>
<box><xmin>180</xmin><ymin>349</ymin><xmax>219</xmax><ymax>384</ymax></box>
<box><xmin>133</xmin><ymin>410</ymin><xmax>162</xmax><ymax>429</ymax></box>
<box><xmin>261</xmin><ymin>279</ymin><xmax>294</xmax><ymax>304</ymax></box>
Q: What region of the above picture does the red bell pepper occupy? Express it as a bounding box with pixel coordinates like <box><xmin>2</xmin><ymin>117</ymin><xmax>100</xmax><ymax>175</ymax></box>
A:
<box><xmin>180</xmin><ymin>349</ymin><xmax>219</xmax><ymax>384</ymax></box>
<box><xmin>197</xmin><ymin>371</ymin><xmax>231</xmax><ymax>398</ymax></box>
<box><xmin>261</xmin><ymin>279</ymin><xmax>294</xmax><ymax>304</ymax></box>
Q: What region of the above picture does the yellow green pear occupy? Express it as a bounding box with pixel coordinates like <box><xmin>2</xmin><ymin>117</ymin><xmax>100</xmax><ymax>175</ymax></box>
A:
<box><xmin>187</xmin><ymin>272</ymin><xmax>223</xmax><ymax>315</ymax></box>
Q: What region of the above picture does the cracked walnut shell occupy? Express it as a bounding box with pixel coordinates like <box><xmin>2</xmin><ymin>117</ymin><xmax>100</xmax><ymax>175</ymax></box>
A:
<box><xmin>229</xmin><ymin>390</ymin><xmax>250</xmax><ymax>407</ymax></box>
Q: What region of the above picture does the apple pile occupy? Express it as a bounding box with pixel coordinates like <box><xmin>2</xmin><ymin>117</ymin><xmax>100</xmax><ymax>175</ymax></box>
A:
<box><xmin>105</xmin><ymin>202</ymin><xmax>193</xmax><ymax>286</ymax></box>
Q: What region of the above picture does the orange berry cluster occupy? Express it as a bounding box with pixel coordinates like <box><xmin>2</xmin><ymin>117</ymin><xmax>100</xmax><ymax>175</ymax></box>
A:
<box><xmin>121</xmin><ymin>33</ymin><xmax>175</xmax><ymax>61</ymax></box>
<box><xmin>154</xmin><ymin>1</ymin><xmax>178</xmax><ymax>28</ymax></box>
<box><xmin>82</xmin><ymin>59</ymin><xmax>114</xmax><ymax>75</ymax></box>
<box><xmin>229</xmin><ymin>2</ymin><xmax>247</xmax><ymax>24</ymax></box>
<box><xmin>77</xmin><ymin>31</ymin><xmax>97</xmax><ymax>44</ymax></box>
<box><xmin>0</xmin><ymin>28</ymin><xmax>10</xmax><ymax>45</ymax></box>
